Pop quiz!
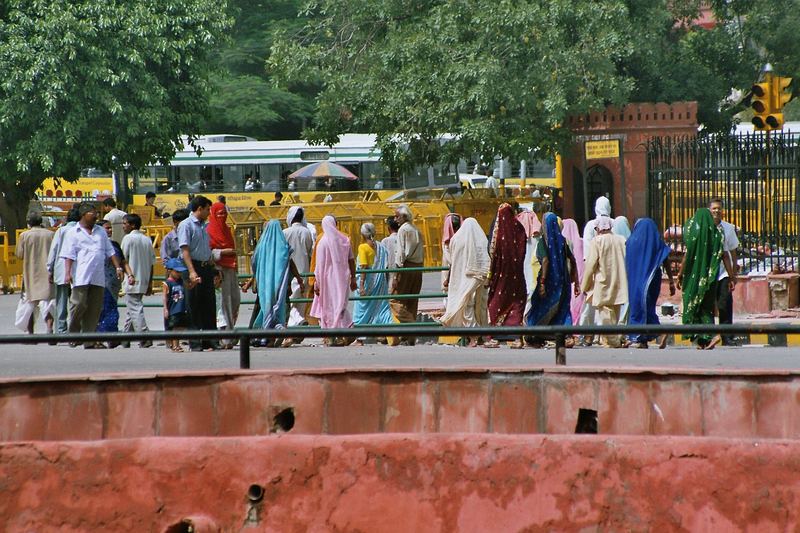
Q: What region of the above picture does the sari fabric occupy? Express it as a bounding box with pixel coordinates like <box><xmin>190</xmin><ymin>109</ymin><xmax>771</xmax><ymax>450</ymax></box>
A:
<box><xmin>561</xmin><ymin>218</ymin><xmax>585</xmax><ymax>325</ymax></box>
<box><xmin>612</xmin><ymin>216</ymin><xmax>631</xmax><ymax>240</ymax></box>
<box><xmin>253</xmin><ymin>220</ymin><xmax>291</xmax><ymax>329</ymax></box>
<box><xmin>439</xmin><ymin>218</ymin><xmax>489</xmax><ymax>327</ymax></box>
<box><xmin>97</xmin><ymin>241</ymin><xmax>124</xmax><ymax>332</ymax></box>
<box><xmin>441</xmin><ymin>213</ymin><xmax>461</xmax><ymax>289</ymax></box>
<box><xmin>517</xmin><ymin>210</ymin><xmax>542</xmax><ymax>315</ymax></box>
<box><xmin>516</xmin><ymin>211</ymin><xmax>541</xmax><ymax>239</ymax></box>
<box><xmin>681</xmin><ymin>208</ymin><xmax>722</xmax><ymax>343</ymax></box>
<box><xmin>487</xmin><ymin>204</ymin><xmax>527</xmax><ymax>326</ymax></box>
<box><xmin>582</xmin><ymin>196</ymin><xmax>612</xmax><ymax>256</ymax></box>
<box><xmin>526</xmin><ymin>213</ymin><xmax>571</xmax><ymax>326</ymax></box>
<box><xmin>626</xmin><ymin>218</ymin><xmax>671</xmax><ymax>342</ymax></box>
<box><xmin>310</xmin><ymin>216</ymin><xmax>354</xmax><ymax>329</ymax></box>
<box><xmin>353</xmin><ymin>241</ymin><xmax>393</xmax><ymax>326</ymax></box>
<box><xmin>207</xmin><ymin>202</ymin><xmax>236</xmax><ymax>269</ymax></box>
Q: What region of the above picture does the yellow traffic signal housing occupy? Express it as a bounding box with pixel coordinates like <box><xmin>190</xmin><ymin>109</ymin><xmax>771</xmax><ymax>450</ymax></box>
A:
<box><xmin>751</xmin><ymin>82</ymin><xmax>773</xmax><ymax>130</ymax></box>
<box><xmin>772</xmin><ymin>76</ymin><xmax>793</xmax><ymax>113</ymax></box>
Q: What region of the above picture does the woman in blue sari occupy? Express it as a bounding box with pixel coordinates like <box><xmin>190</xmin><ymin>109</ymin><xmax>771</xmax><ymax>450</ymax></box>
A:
<box><xmin>626</xmin><ymin>218</ymin><xmax>675</xmax><ymax>348</ymax></box>
<box><xmin>96</xmin><ymin>220</ymin><xmax>125</xmax><ymax>347</ymax></box>
<box><xmin>525</xmin><ymin>213</ymin><xmax>579</xmax><ymax>346</ymax></box>
<box><xmin>351</xmin><ymin>223</ymin><xmax>393</xmax><ymax>345</ymax></box>
<box><xmin>250</xmin><ymin>220</ymin><xmax>304</xmax><ymax>346</ymax></box>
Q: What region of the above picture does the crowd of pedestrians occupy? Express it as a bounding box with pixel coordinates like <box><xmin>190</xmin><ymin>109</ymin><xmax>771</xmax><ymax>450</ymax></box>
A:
<box><xmin>12</xmin><ymin>193</ymin><xmax>737</xmax><ymax>351</ymax></box>
<box><xmin>439</xmin><ymin>197</ymin><xmax>736</xmax><ymax>350</ymax></box>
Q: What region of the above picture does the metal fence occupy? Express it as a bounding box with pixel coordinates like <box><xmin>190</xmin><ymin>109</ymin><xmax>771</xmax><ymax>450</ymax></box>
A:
<box><xmin>5</xmin><ymin>323</ymin><xmax>800</xmax><ymax>369</ymax></box>
<box><xmin>647</xmin><ymin>131</ymin><xmax>800</xmax><ymax>274</ymax></box>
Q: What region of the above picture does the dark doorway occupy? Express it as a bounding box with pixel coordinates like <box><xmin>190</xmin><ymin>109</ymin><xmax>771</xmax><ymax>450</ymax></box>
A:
<box><xmin>572</xmin><ymin>164</ymin><xmax>614</xmax><ymax>228</ymax></box>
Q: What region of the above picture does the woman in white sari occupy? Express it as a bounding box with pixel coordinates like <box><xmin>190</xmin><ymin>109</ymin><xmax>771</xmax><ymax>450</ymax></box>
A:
<box><xmin>439</xmin><ymin>218</ymin><xmax>490</xmax><ymax>347</ymax></box>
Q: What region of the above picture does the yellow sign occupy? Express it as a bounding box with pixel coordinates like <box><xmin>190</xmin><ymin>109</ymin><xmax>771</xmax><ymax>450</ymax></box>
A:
<box><xmin>37</xmin><ymin>177</ymin><xmax>114</xmax><ymax>198</ymax></box>
<box><xmin>585</xmin><ymin>140</ymin><xmax>620</xmax><ymax>160</ymax></box>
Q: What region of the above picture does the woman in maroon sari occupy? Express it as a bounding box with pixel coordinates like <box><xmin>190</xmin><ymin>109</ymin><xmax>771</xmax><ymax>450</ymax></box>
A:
<box><xmin>486</xmin><ymin>203</ymin><xmax>528</xmax><ymax>348</ymax></box>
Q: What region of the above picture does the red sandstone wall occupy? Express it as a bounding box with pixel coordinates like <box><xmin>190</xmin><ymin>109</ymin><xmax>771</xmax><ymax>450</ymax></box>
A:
<box><xmin>1</xmin><ymin>434</ymin><xmax>799</xmax><ymax>531</ymax></box>
<box><xmin>563</xmin><ymin>101</ymin><xmax>698</xmax><ymax>225</ymax></box>
<box><xmin>2</xmin><ymin>369</ymin><xmax>799</xmax><ymax>441</ymax></box>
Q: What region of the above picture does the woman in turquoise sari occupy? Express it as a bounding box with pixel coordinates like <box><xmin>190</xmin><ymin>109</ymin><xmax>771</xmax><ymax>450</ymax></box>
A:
<box><xmin>250</xmin><ymin>220</ymin><xmax>304</xmax><ymax>346</ymax></box>
<box><xmin>352</xmin><ymin>223</ymin><xmax>393</xmax><ymax>345</ymax></box>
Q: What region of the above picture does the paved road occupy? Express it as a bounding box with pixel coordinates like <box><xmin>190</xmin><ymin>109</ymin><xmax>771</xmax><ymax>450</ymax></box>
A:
<box><xmin>0</xmin><ymin>285</ymin><xmax>798</xmax><ymax>378</ymax></box>
<box><xmin>2</xmin><ymin>340</ymin><xmax>800</xmax><ymax>378</ymax></box>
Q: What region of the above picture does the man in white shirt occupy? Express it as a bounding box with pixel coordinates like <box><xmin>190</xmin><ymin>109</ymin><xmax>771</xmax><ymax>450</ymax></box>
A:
<box><xmin>102</xmin><ymin>197</ymin><xmax>127</xmax><ymax>244</ymax></box>
<box><xmin>484</xmin><ymin>168</ymin><xmax>499</xmax><ymax>197</ymax></box>
<box><xmin>121</xmin><ymin>213</ymin><xmax>156</xmax><ymax>348</ymax></box>
<box><xmin>61</xmin><ymin>201</ymin><xmax>127</xmax><ymax>348</ymax></box>
<box><xmin>710</xmin><ymin>198</ymin><xmax>739</xmax><ymax>347</ymax></box>
<box><xmin>47</xmin><ymin>206</ymin><xmax>81</xmax><ymax>334</ymax></box>
<box><xmin>283</xmin><ymin>207</ymin><xmax>314</xmax><ymax>332</ymax></box>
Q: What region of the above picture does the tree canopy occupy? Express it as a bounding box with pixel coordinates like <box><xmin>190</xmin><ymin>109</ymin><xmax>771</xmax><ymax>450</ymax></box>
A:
<box><xmin>0</xmin><ymin>0</ymin><xmax>230</xmax><ymax>233</ymax></box>
<box><xmin>271</xmin><ymin>0</ymin><xmax>635</xmax><ymax>170</ymax></box>
<box><xmin>270</xmin><ymin>0</ymin><xmax>799</xmax><ymax>167</ymax></box>
<box><xmin>201</xmin><ymin>0</ymin><xmax>316</xmax><ymax>139</ymax></box>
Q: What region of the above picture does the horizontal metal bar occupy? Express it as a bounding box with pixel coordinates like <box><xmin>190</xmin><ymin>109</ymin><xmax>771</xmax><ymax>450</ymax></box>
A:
<box><xmin>120</xmin><ymin>292</ymin><xmax>445</xmax><ymax>307</ymax></box>
<box><xmin>288</xmin><ymin>322</ymin><xmax>437</xmax><ymax>329</ymax></box>
<box><xmin>153</xmin><ymin>266</ymin><xmax>449</xmax><ymax>282</ymax></box>
<box><xmin>5</xmin><ymin>323</ymin><xmax>800</xmax><ymax>345</ymax></box>
<box><xmin>298</xmin><ymin>266</ymin><xmax>448</xmax><ymax>277</ymax></box>
<box><xmin>289</xmin><ymin>292</ymin><xmax>446</xmax><ymax>304</ymax></box>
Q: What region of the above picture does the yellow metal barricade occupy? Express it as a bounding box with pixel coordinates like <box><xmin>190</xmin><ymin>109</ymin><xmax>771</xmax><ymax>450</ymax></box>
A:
<box><xmin>0</xmin><ymin>232</ymin><xmax>22</xmax><ymax>293</ymax></box>
<box><xmin>143</xmin><ymin>193</ymin><xmax>510</xmax><ymax>275</ymax></box>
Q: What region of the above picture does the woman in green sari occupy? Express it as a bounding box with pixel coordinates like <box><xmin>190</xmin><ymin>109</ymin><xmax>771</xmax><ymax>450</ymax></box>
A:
<box><xmin>676</xmin><ymin>208</ymin><xmax>723</xmax><ymax>349</ymax></box>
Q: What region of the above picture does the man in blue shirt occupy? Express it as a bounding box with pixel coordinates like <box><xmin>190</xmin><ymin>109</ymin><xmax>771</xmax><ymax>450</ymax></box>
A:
<box><xmin>160</xmin><ymin>209</ymin><xmax>189</xmax><ymax>266</ymax></box>
<box><xmin>178</xmin><ymin>195</ymin><xmax>220</xmax><ymax>351</ymax></box>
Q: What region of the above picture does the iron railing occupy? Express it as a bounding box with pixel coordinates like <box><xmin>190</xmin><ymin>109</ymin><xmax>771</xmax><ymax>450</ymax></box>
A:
<box><xmin>5</xmin><ymin>323</ymin><xmax>800</xmax><ymax>369</ymax></box>
<box><xmin>647</xmin><ymin>131</ymin><xmax>800</xmax><ymax>274</ymax></box>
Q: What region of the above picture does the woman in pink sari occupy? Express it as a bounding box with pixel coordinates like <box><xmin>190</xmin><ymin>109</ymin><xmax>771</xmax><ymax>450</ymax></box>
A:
<box><xmin>561</xmin><ymin>218</ymin><xmax>585</xmax><ymax>325</ymax></box>
<box><xmin>516</xmin><ymin>209</ymin><xmax>542</xmax><ymax>316</ymax></box>
<box><xmin>310</xmin><ymin>215</ymin><xmax>357</xmax><ymax>346</ymax></box>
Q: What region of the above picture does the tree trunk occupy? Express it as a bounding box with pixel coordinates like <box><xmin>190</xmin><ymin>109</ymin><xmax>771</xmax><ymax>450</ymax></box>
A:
<box><xmin>0</xmin><ymin>183</ymin><xmax>38</xmax><ymax>244</ymax></box>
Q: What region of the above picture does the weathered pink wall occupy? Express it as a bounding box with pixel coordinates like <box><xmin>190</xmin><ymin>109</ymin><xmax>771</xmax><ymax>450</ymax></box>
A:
<box><xmin>658</xmin><ymin>276</ymin><xmax>771</xmax><ymax>315</ymax></box>
<box><xmin>2</xmin><ymin>368</ymin><xmax>799</xmax><ymax>440</ymax></box>
<box><xmin>2</xmin><ymin>434</ymin><xmax>799</xmax><ymax>531</ymax></box>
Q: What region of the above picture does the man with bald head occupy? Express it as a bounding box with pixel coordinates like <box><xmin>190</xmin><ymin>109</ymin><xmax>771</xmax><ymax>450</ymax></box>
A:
<box><xmin>389</xmin><ymin>205</ymin><xmax>424</xmax><ymax>346</ymax></box>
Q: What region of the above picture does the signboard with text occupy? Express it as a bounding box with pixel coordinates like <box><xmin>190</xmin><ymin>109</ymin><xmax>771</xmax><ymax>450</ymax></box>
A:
<box><xmin>585</xmin><ymin>140</ymin><xmax>620</xmax><ymax>160</ymax></box>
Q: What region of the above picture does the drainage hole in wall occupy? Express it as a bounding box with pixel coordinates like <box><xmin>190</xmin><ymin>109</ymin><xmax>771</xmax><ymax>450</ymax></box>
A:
<box><xmin>247</xmin><ymin>484</ymin><xmax>265</xmax><ymax>503</ymax></box>
<box><xmin>272</xmin><ymin>407</ymin><xmax>295</xmax><ymax>433</ymax></box>
<box><xmin>164</xmin><ymin>520</ymin><xmax>193</xmax><ymax>533</ymax></box>
<box><xmin>575</xmin><ymin>408</ymin><xmax>598</xmax><ymax>434</ymax></box>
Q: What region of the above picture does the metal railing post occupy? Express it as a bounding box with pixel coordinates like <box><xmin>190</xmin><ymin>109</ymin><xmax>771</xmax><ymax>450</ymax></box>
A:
<box><xmin>555</xmin><ymin>333</ymin><xmax>567</xmax><ymax>365</ymax></box>
<box><xmin>239</xmin><ymin>335</ymin><xmax>251</xmax><ymax>369</ymax></box>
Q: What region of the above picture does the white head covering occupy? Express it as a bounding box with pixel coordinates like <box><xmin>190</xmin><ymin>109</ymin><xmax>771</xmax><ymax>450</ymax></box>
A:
<box><xmin>595</xmin><ymin>214</ymin><xmax>613</xmax><ymax>232</ymax></box>
<box><xmin>286</xmin><ymin>205</ymin><xmax>305</xmax><ymax>226</ymax></box>
<box><xmin>594</xmin><ymin>196</ymin><xmax>611</xmax><ymax>217</ymax></box>
<box><xmin>612</xmin><ymin>216</ymin><xmax>631</xmax><ymax>240</ymax></box>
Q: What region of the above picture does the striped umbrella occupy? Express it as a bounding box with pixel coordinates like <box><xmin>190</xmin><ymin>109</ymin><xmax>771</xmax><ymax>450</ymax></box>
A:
<box><xmin>288</xmin><ymin>161</ymin><xmax>358</xmax><ymax>180</ymax></box>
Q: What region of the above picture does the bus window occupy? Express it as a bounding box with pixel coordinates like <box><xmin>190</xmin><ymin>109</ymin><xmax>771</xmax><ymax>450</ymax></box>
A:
<box><xmin>211</xmin><ymin>166</ymin><xmax>224</xmax><ymax>192</ymax></box>
<box><xmin>258</xmin><ymin>163</ymin><xmax>281</xmax><ymax>191</ymax></box>
<box><xmin>174</xmin><ymin>165</ymin><xmax>210</xmax><ymax>193</ymax></box>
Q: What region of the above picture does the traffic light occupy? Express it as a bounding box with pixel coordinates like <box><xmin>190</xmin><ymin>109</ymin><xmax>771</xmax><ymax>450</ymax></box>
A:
<box><xmin>768</xmin><ymin>76</ymin><xmax>793</xmax><ymax>130</ymax></box>
<box><xmin>751</xmin><ymin>81</ymin><xmax>773</xmax><ymax>130</ymax></box>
